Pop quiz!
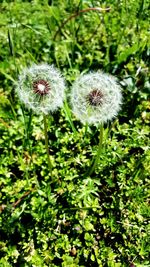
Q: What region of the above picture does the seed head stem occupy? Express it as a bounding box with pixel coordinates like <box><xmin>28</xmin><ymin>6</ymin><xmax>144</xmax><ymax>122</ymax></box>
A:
<box><xmin>89</xmin><ymin>124</ymin><xmax>103</xmax><ymax>176</ymax></box>
<box><xmin>43</xmin><ymin>114</ymin><xmax>53</xmax><ymax>175</ymax></box>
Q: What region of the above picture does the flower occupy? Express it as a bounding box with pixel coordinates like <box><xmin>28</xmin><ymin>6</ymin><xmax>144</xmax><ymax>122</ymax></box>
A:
<box><xmin>16</xmin><ymin>64</ymin><xmax>65</xmax><ymax>114</ymax></box>
<box><xmin>70</xmin><ymin>71</ymin><xmax>122</xmax><ymax>125</ymax></box>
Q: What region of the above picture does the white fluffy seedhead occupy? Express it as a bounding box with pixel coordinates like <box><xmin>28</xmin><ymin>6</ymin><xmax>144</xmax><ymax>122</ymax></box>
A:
<box><xmin>71</xmin><ymin>71</ymin><xmax>122</xmax><ymax>125</ymax></box>
<box><xmin>16</xmin><ymin>64</ymin><xmax>66</xmax><ymax>114</ymax></box>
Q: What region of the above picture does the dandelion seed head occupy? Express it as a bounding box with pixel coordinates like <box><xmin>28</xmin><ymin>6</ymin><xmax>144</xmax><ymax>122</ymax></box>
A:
<box><xmin>71</xmin><ymin>71</ymin><xmax>122</xmax><ymax>125</ymax></box>
<box><xmin>16</xmin><ymin>63</ymin><xmax>65</xmax><ymax>114</ymax></box>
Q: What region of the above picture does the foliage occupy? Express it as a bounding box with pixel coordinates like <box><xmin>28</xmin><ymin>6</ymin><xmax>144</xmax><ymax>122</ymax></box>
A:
<box><xmin>0</xmin><ymin>0</ymin><xmax>149</xmax><ymax>266</ymax></box>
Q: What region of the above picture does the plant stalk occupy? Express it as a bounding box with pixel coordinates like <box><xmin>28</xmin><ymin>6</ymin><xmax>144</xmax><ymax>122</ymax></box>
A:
<box><xmin>63</xmin><ymin>99</ymin><xmax>77</xmax><ymax>134</ymax></box>
<box><xmin>43</xmin><ymin>114</ymin><xmax>52</xmax><ymax>174</ymax></box>
<box><xmin>89</xmin><ymin>124</ymin><xmax>103</xmax><ymax>176</ymax></box>
<box><xmin>54</xmin><ymin>7</ymin><xmax>111</xmax><ymax>40</ymax></box>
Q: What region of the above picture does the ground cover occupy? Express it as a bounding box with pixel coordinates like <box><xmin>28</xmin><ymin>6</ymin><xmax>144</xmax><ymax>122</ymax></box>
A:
<box><xmin>0</xmin><ymin>0</ymin><xmax>149</xmax><ymax>266</ymax></box>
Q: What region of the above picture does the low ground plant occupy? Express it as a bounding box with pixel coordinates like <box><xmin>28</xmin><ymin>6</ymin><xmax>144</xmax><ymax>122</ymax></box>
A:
<box><xmin>0</xmin><ymin>0</ymin><xmax>149</xmax><ymax>266</ymax></box>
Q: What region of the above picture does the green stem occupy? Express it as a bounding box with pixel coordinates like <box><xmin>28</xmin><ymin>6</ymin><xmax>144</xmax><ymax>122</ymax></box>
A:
<box><xmin>43</xmin><ymin>114</ymin><xmax>52</xmax><ymax>174</ymax></box>
<box><xmin>89</xmin><ymin>124</ymin><xmax>103</xmax><ymax>176</ymax></box>
<box><xmin>63</xmin><ymin>99</ymin><xmax>77</xmax><ymax>134</ymax></box>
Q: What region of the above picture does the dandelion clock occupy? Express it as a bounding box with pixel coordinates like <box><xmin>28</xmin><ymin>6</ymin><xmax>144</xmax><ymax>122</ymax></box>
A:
<box><xmin>71</xmin><ymin>71</ymin><xmax>122</xmax><ymax>125</ymax></box>
<box><xmin>71</xmin><ymin>71</ymin><xmax>122</xmax><ymax>175</ymax></box>
<box><xmin>16</xmin><ymin>64</ymin><xmax>66</xmax><ymax>173</ymax></box>
<box><xmin>17</xmin><ymin>64</ymin><xmax>65</xmax><ymax>114</ymax></box>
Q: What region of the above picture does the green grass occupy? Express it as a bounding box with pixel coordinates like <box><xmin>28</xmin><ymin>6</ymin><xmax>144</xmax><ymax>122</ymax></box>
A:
<box><xmin>0</xmin><ymin>0</ymin><xmax>150</xmax><ymax>266</ymax></box>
